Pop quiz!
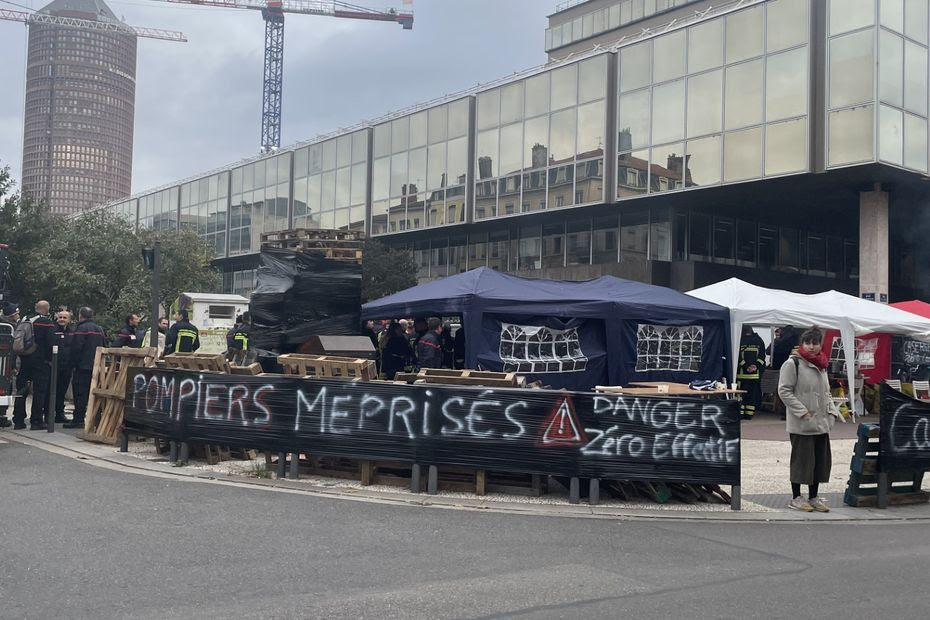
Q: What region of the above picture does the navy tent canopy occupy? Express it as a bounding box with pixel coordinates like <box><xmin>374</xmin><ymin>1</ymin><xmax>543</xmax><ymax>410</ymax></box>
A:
<box><xmin>361</xmin><ymin>267</ymin><xmax>731</xmax><ymax>390</ymax></box>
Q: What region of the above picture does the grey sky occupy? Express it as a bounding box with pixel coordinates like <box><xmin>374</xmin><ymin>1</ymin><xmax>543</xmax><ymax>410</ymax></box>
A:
<box><xmin>0</xmin><ymin>0</ymin><xmax>563</xmax><ymax>196</ymax></box>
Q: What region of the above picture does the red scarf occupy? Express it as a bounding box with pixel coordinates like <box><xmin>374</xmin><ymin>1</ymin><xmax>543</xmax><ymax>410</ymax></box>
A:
<box><xmin>796</xmin><ymin>346</ymin><xmax>828</xmax><ymax>370</ymax></box>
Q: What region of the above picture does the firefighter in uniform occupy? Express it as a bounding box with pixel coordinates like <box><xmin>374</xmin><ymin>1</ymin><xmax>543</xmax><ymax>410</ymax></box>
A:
<box><xmin>737</xmin><ymin>325</ymin><xmax>766</xmax><ymax>420</ymax></box>
<box><xmin>225</xmin><ymin>312</ymin><xmax>250</xmax><ymax>364</ymax></box>
<box><xmin>162</xmin><ymin>310</ymin><xmax>200</xmax><ymax>357</ymax></box>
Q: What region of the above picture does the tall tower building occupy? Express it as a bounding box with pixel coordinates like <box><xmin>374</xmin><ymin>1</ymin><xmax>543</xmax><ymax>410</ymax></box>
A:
<box><xmin>21</xmin><ymin>0</ymin><xmax>136</xmax><ymax>216</ymax></box>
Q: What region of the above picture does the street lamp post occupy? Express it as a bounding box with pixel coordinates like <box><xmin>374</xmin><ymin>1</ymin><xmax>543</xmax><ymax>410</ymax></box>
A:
<box><xmin>142</xmin><ymin>240</ymin><xmax>162</xmax><ymax>350</ymax></box>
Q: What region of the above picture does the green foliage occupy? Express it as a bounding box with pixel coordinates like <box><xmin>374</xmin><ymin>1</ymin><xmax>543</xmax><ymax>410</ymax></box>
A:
<box><xmin>0</xmin><ymin>162</ymin><xmax>221</xmax><ymax>334</ymax></box>
<box><xmin>360</xmin><ymin>238</ymin><xmax>418</xmax><ymax>303</ymax></box>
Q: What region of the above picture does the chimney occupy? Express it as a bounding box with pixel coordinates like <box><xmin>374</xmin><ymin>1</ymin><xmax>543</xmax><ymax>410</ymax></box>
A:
<box><xmin>618</xmin><ymin>128</ymin><xmax>633</xmax><ymax>152</ymax></box>
<box><xmin>478</xmin><ymin>156</ymin><xmax>493</xmax><ymax>180</ymax></box>
<box><xmin>532</xmin><ymin>143</ymin><xmax>548</xmax><ymax>169</ymax></box>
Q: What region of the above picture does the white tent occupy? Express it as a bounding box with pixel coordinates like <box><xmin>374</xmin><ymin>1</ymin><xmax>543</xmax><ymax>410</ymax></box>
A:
<box><xmin>687</xmin><ymin>278</ymin><xmax>930</xmax><ymax>414</ymax></box>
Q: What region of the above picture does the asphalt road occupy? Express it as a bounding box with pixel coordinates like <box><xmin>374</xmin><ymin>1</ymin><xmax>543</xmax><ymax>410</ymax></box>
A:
<box><xmin>1</xmin><ymin>439</ymin><xmax>929</xmax><ymax>620</ymax></box>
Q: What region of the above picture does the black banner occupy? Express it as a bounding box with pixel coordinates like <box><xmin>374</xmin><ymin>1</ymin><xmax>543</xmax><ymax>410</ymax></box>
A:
<box><xmin>880</xmin><ymin>383</ymin><xmax>930</xmax><ymax>471</ymax></box>
<box><xmin>125</xmin><ymin>369</ymin><xmax>741</xmax><ymax>485</ymax></box>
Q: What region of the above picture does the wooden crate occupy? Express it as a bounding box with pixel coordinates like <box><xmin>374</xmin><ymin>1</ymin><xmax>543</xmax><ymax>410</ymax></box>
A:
<box><xmin>79</xmin><ymin>347</ymin><xmax>157</xmax><ymax>444</ymax></box>
<box><xmin>844</xmin><ymin>423</ymin><xmax>929</xmax><ymax>508</ymax></box>
<box><xmin>278</xmin><ymin>354</ymin><xmax>376</xmax><ymax>381</ymax></box>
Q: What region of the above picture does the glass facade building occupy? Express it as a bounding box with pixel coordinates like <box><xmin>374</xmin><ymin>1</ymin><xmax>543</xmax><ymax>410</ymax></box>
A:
<box><xmin>93</xmin><ymin>0</ymin><xmax>930</xmax><ymax>301</ymax></box>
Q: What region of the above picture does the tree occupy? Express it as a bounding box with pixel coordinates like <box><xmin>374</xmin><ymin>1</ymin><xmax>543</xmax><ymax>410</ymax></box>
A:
<box><xmin>360</xmin><ymin>239</ymin><xmax>418</xmax><ymax>303</ymax></box>
<box><xmin>0</xmin><ymin>161</ymin><xmax>221</xmax><ymax>334</ymax></box>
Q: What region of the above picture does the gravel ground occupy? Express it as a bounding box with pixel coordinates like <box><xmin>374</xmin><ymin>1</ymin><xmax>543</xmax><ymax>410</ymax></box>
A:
<box><xmin>740</xmin><ymin>437</ymin><xmax>856</xmax><ymax>495</ymax></box>
<box><xmin>123</xmin><ymin>439</ymin><xmax>775</xmax><ymax>512</ymax></box>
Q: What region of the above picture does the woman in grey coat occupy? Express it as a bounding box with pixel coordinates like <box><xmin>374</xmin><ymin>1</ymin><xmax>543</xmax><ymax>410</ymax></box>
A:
<box><xmin>777</xmin><ymin>327</ymin><xmax>845</xmax><ymax>512</ymax></box>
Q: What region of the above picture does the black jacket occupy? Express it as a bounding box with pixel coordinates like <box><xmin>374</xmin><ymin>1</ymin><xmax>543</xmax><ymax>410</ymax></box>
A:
<box><xmin>54</xmin><ymin>323</ymin><xmax>74</xmax><ymax>369</ymax></box>
<box><xmin>381</xmin><ymin>333</ymin><xmax>411</xmax><ymax>379</ymax></box>
<box><xmin>227</xmin><ymin>324</ymin><xmax>249</xmax><ymax>351</ymax></box>
<box><xmin>164</xmin><ymin>319</ymin><xmax>200</xmax><ymax>355</ymax></box>
<box><xmin>70</xmin><ymin>318</ymin><xmax>107</xmax><ymax>371</ymax></box>
<box><xmin>31</xmin><ymin>315</ymin><xmax>57</xmax><ymax>362</ymax></box>
<box><xmin>112</xmin><ymin>324</ymin><xmax>143</xmax><ymax>348</ymax></box>
<box><xmin>416</xmin><ymin>330</ymin><xmax>443</xmax><ymax>369</ymax></box>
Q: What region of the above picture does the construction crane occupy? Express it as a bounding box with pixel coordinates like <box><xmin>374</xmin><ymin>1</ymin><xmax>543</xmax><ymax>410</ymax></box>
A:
<box><xmin>0</xmin><ymin>7</ymin><xmax>187</xmax><ymax>41</ymax></box>
<box><xmin>147</xmin><ymin>0</ymin><xmax>413</xmax><ymax>152</ymax></box>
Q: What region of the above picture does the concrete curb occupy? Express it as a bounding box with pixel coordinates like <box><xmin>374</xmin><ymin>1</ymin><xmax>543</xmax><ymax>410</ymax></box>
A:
<box><xmin>5</xmin><ymin>429</ymin><xmax>930</xmax><ymax>524</ymax></box>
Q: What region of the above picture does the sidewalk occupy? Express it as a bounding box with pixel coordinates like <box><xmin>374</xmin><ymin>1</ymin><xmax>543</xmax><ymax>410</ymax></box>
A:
<box><xmin>4</xmin><ymin>420</ymin><xmax>928</xmax><ymax>523</ymax></box>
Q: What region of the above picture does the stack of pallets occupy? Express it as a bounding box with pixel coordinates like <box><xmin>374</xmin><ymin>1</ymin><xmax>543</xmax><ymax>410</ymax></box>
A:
<box><xmin>162</xmin><ymin>352</ymin><xmax>262</xmax><ymax>376</ymax></box>
<box><xmin>844</xmin><ymin>423</ymin><xmax>929</xmax><ymax>508</ymax></box>
<box><xmin>394</xmin><ymin>368</ymin><xmax>527</xmax><ymax>388</ymax></box>
<box><xmin>259</xmin><ymin>228</ymin><xmax>365</xmax><ymax>263</ymax></box>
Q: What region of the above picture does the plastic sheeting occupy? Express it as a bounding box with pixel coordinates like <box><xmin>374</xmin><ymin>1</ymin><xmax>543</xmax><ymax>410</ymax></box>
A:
<box><xmin>880</xmin><ymin>384</ymin><xmax>930</xmax><ymax>471</ymax></box>
<box><xmin>249</xmin><ymin>249</ymin><xmax>361</xmax><ymax>352</ymax></box>
<box><xmin>124</xmin><ymin>368</ymin><xmax>741</xmax><ymax>485</ymax></box>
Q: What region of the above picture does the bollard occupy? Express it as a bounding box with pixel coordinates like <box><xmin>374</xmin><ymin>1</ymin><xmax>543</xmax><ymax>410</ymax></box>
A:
<box><xmin>276</xmin><ymin>452</ymin><xmax>286</xmax><ymax>478</ymax></box>
<box><xmin>589</xmin><ymin>478</ymin><xmax>600</xmax><ymax>506</ymax></box>
<box><xmin>178</xmin><ymin>442</ymin><xmax>189</xmax><ymax>464</ymax></box>
<box><xmin>47</xmin><ymin>346</ymin><xmax>58</xmax><ymax>433</ymax></box>
<box><xmin>289</xmin><ymin>452</ymin><xmax>300</xmax><ymax>479</ymax></box>
<box><xmin>119</xmin><ymin>430</ymin><xmax>129</xmax><ymax>453</ymax></box>
<box><xmin>730</xmin><ymin>484</ymin><xmax>742</xmax><ymax>511</ymax></box>
<box><xmin>410</xmin><ymin>464</ymin><xmax>421</xmax><ymax>493</ymax></box>
<box><xmin>427</xmin><ymin>465</ymin><xmax>438</xmax><ymax>495</ymax></box>
<box><xmin>169</xmin><ymin>441</ymin><xmax>178</xmax><ymax>462</ymax></box>
<box><xmin>569</xmin><ymin>477</ymin><xmax>580</xmax><ymax>504</ymax></box>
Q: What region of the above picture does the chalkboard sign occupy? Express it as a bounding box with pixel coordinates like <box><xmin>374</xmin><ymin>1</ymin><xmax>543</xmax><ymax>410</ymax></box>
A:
<box><xmin>880</xmin><ymin>384</ymin><xmax>930</xmax><ymax>471</ymax></box>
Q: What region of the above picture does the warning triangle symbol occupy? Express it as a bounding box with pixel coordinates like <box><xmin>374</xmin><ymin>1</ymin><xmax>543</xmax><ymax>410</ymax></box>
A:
<box><xmin>539</xmin><ymin>396</ymin><xmax>587</xmax><ymax>446</ymax></box>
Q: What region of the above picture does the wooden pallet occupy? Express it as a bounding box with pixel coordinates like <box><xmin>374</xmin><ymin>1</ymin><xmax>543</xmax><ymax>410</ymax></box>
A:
<box><xmin>79</xmin><ymin>347</ymin><xmax>157</xmax><ymax>444</ymax></box>
<box><xmin>844</xmin><ymin>423</ymin><xmax>929</xmax><ymax>508</ymax></box>
<box><xmin>395</xmin><ymin>368</ymin><xmax>526</xmax><ymax>388</ymax></box>
<box><xmin>163</xmin><ymin>352</ymin><xmax>231</xmax><ymax>373</ymax></box>
<box><xmin>278</xmin><ymin>354</ymin><xmax>376</xmax><ymax>381</ymax></box>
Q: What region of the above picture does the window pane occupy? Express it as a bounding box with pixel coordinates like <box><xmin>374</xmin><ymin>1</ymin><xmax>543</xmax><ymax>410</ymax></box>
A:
<box><xmin>904</xmin><ymin>40</ymin><xmax>928</xmax><ymax>116</ymax></box>
<box><xmin>524</xmin><ymin>115</ymin><xmax>549</xmax><ymax>170</ymax></box>
<box><xmin>548</xmin><ymin>164</ymin><xmax>575</xmax><ymax>207</ymax></box>
<box><xmin>501</xmin><ymin>82</ymin><xmax>524</xmax><ymax>125</ymax></box>
<box><xmin>551</xmin><ymin>64</ymin><xmax>578</xmax><ymax>110</ymax></box>
<box><xmin>390</xmin><ymin>152</ymin><xmax>408</xmax><ymax>197</ymax></box>
<box><xmin>525</xmin><ymin>73</ymin><xmax>550</xmax><ymax>118</ymax></box>
<box><xmin>542</xmin><ymin>223</ymin><xmax>565</xmax><ymax>268</ymax></box>
<box><xmin>336</xmin><ymin>167</ymin><xmax>350</xmax><ymax>208</ymax></box>
<box><xmin>904</xmin><ymin>112</ymin><xmax>928</xmax><ymax>172</ymax></box>
<box><xmin>352</xmin><ymin>131</ymin><xmax>368</xmax><ymax>164</ymax></box>
<box><xmin>618</xmin><ymin>89</ymin><xmax>651</xmax><ymax>150</ymax></box>
<box><xmin>767</xmin><ymin>0</ymin><xmax>809</xmax><ymax>52</ymax></box>
<box><xmin>779</xmin><ymin>227</ymin><xmax>799</xmax><ymax>269</ymax></box>
<box><xmin>736</xmin><ymin>220</ymin><xmax>756</xmax><ymax>263</ymax></box>
<box><xmin>577</xmin><ymin>100</ymin><xmax>605</xmax><ymax>157</ymax></box>
<box><xmin>428</xmin><ymin>105</ymin><xmax>448</xmax><ymax>143</ymax></box>
<box><xmin>723</xmin><ymin>126</ymin><xmax>762</xmax><ymax>181</ymax></box>
<box><xmin>620</xmin><ymin>41</ymin><xmax>652</xmax><ymax>92</ymax></box>
<box><xmin>409</xmin><ymin>111</ymin><xmax>428</xmax><ymax>149</ymax></box>
<box><xmin>766</xmin><ymin>47</ymin><xmax>808</xmax><ymax>121</ymax></box>
<box><xmin>477</xmin><ymin>89</ymin><xmax>500</xmax><ymax>131</ymax></box>
<box><xmin>685</xmin><ymin>134</ymin><xmax>722</xmax><ymax>187</ymax></box>
<box><xmin>350</xmin><ymin>163</ymin><xmax>366</xmax><ymax>205</ymax></box>
<box><xmin>905</xmin><ymin>0</ymin><xmax>929</xmax><ymax>44</ymax></box>
<box><xmin>550</xmin><ymin>108</ymin><xmax>577</xmax><ymax>163</ymax></box>
<box><xmin>726</xmin><ymin>6</ymin><xmax>763</xmax><ymax>64</ymax></box>
<box><xmin>476</xmin><ymin>129</ymin><xmax>499</xmax><ymax>179</ymax></box>
<box><xmin>322</xmin><ymin>140</ymin><xmax>337</xmax><ymax>171</ymax></box>
<box><xmin>713</xmin><ymin>217</ymin><xmax>735</xmax><ymax>260</ymax></box>
<box><xmin>654</xmin><ymin>30</ymin><xmax>686</xmax><ymax>83</ymax></box>
<box><xmin>618</xmin><ymin>150</ymin><xmax>649</xmax><ymax>198</ymax></box>
<box><xmin>881</xmin><ymin>0</ymin><xmax>904</xmax><ymax>32</ymax></box>
<box><xmin>651</xmin><ymin>142</ymin><xmax>685</xmax><ymax>192</ymax></box>
<box><xmin>373</xmin><ymin>157</ymin><xmax>389</xmax><ymax>200</ymax></box>
<box><xmin>687</xmin><ymin>70</ymin><xmax>722</xmax><ymax>137</ymax></box>
<box><xmin>575</xmin><ymin>159</ymin><xmax>603</xmax><ymax>204</ymax></box>
<box><xmin>620</xmin><ymin>209</ymin><xmax>648</xmax><ymax>260</ymax></box>
<box><xmin>879</xmin><ymin>104</ymin><xmax>904</xmax><ymax>165</ymax></box>
<box><xmin>518</xmin><ymin>225</ymin><xmax>541</xmax><ymax>270</ymax></box>
<box><xmin>689</xmin><ymin>212</ymin><xmax>711</xmax><ymax>259</ymax></box>
<box><xmin>447</xmin><ymin>137</ymin><xmax>468</xmax><ymax>186</ymax></box>
<box><xmin>308</xmin><ymin>144</ymin><xmax>323</xmax><ymax>174</ymax></box>
<box><xmin>408</xmin><ymin>147</ymin><xmax>427</xmax><ymax>194</ymax></box>
<box><xmin>567</xmin><ymin>219</ymin><xmax>592</xmax><ymax>265</ymax></box>
<box><xmin>579</xmin><ymin>55</ymin><xmax>608</xmax><ymax>103</ymax></box>
<box><xmin>725</xmin><ymin>60</ymin><xmax>763</xmax><ymax>129</ymax></box>
<box><xmin>880</xmin><ymin>31</ymin><xmax>904</xmax><ymax>107</ymax></box>
<box><xmin>321</xmin><ymin>171</ymin><xmax>336</xmax><ymax>210</ymax></box>
<box><xmin>765</xmin><ymin>117</ymin><xmax>807</xmax><ymax>175</ymax></box>
<box><xmin>294</xmin><ymin>147</ymin><xmax>308</xmax><ymax>178</ymax></box>
<box><xmin>652</xmin><ymin>79</ymin><xmax>685</xmax><ymax>144</ymax></box>
<box><xmin>828</xmin><ymin>104</ymin><xmax>875</xmax><ymax>165</ymax></box>
<box><xmin>829</xmin><ymin>0</ymin><xmax>875</xmax><ymax>35</ymax></box>
<box><xmin>337</xmin><ymin>135</ymin><xmax>352</xmax><ymax>168</ymax></box>
<box><xmin>830</xmin><ymin>30</ymin><xmax>875</xmax><ymax>108</ymax></box>
<box><xmin>427</xmin><ymin>143</ymin><xmax>446</xmax><ymax>189</ymax></box>
<box><xmin>593</xmin><ymin>216</ymin><xmax>618</xmax><ymax>263</ymax></box>
<box><xmin>391</xmin><ymin>117</ymin><xmax>409</xmax><ymax>154</ymax></box>
<box><xmin>374</xmin><ymin>124</ymin><xmax>390</xmax><ymax>158</ymax></box>
<box><xmin>688</xmin><ymin>18</ymin><xmax>723</xmax><ymax>74</ymax></box>
<box><xmin>499</xmin><ymin>123</ymin><xmax>523</xmax><ymax>176</ymax></box>
<box><xmin>449</xmin><ymin>99</ymin><xmax>469</xmax><ymax>138</ymax></box>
